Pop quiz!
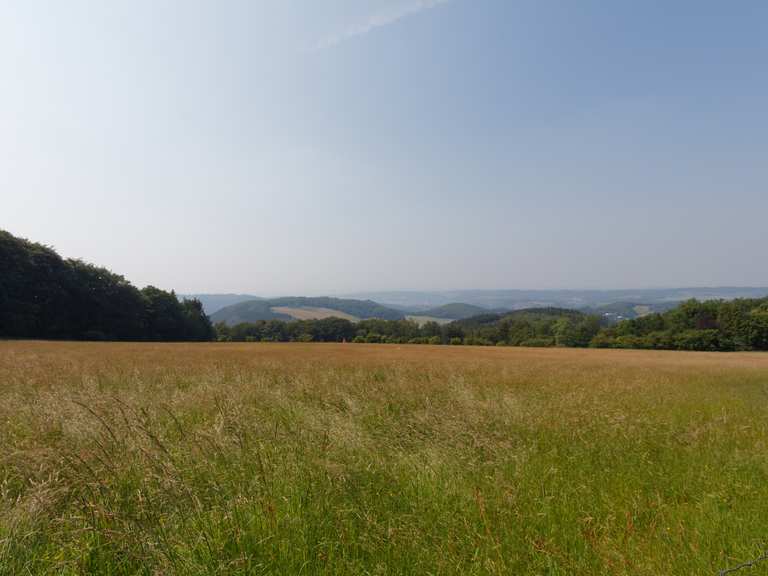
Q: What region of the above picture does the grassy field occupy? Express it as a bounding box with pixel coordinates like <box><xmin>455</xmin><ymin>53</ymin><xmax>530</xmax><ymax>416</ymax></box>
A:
<box><xmin>1</xmin><ymin>342</ymin><xmax>768</xmax><ymax>575</ymax></box>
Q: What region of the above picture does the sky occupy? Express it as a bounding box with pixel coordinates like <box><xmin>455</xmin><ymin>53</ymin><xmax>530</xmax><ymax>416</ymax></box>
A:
<box><xmin>1</xmin><ymin>0</ymin><xmax>767</xmax><ymax>295</ymax></box>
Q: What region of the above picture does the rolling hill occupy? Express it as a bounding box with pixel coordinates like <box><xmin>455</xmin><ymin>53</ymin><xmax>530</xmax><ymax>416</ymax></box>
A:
<box><xmin>450</xmin><ymin>307</ymin><xmax>587</xmax><ymax>329</ymax></box>
<box><xmin>416</xmin><ymin>303</ymin><xmax>490</xmax><ymax>320</ymax></box>
<box><xmin>347</xmin><ymin>288</ymin><xmax>768</xmax><ymax>310</ymax></box>
<box><xmin>182</xmin><ymin>294</ymin><xmax>262</xmax><ymax>315</ymax></box>
<box><xmin>211</xmin><ymin>297</ymin><xmax>405</xmax><ymax>326</ymax></box>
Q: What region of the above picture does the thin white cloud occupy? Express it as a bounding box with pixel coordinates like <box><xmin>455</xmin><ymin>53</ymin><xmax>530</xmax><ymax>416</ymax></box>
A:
<box><xmin>315</xmin><ymin>0</ymin><xmax>451</xmax><ymax>50</ymax></box>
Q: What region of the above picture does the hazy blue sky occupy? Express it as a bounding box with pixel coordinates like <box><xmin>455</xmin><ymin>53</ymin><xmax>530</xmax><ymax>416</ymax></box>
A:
<box><xmin>2</xmin><ymin>0</ymin><xmax>766</xmax><ymax>295</ymax></box>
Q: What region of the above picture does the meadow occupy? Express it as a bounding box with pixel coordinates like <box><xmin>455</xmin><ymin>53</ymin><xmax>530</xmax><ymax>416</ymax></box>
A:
<box><xmin>1</xmin><ymin>342</ymin><xmax>768</xmax><ymax>575</ymax></box>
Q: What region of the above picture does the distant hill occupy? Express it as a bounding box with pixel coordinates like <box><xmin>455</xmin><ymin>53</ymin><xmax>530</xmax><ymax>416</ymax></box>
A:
<box><xmin>581</xmin><ymin>301</ymin><xmax>680</xmax><ymax>323</ymax></box>
<box><xmin>417</xmin><ymin>303</ymin><xmax>490</xmax><ymax>320</ymax></box>
<box><xmin>182</xmin><ymin>294</ymin><xmax>262</xmax><ymax>315</ymax></box>
<box><xmin>211</xmin><ymin>297</ymin><xmax>404</xmax><ymax>326</ymax></box>
<box><xmin>405</xmin><ymin>315</ymin><xmax>454</xmax><ymax>327</ymax></box>
<box><xmin>347</xmin><ymin>288</ymin><xmax>768</xmax><ymax>310</ymax></box>
<box><xmin>452</xmin><ymin>307</ymin><xmax>586</xmax><ymax>328</ymax></box>
<box><xmin>194</xmin><ymin>288</ymin><xmax>768</xmax><ymax>318</ymax></box>
<box><xmin>210</xmin><ymin>300</ymin><xmax>291</xmax><ymax>324</ymax></box>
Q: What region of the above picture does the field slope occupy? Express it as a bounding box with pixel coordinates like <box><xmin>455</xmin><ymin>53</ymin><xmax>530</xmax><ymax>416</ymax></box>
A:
<box><xmin>271</xmin><ymin>306</ymin><xmax>359</xmax><ymax>321</ymax></box>
<box><xmin>1</xmin><ymin>342</ymin><xmax>768</xmax><ymax>575</ymax></box>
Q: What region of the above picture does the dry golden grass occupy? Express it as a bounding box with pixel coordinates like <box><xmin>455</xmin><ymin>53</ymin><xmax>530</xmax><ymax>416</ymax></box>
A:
<box><xmin>1</xmin><ymin>342</ymin><xmax>768</xmax><ymax>575</ymax></box>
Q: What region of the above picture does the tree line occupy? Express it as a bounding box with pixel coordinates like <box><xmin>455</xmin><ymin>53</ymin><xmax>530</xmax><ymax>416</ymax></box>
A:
<box><xmin>215</xmin><ymin>299</ymin><xmax>768</xmax><ymax>351</ymax></box>
<box><xmin>214</xmin><ymin>308</ymin><xmax>603</xmax><ymax>347</ymax></box>
<box><xmin>591</xmin><ymin>297</ymin><xmax>768</xmax><ymax>351</ymax></box>
<box><xmin>0</xmin><ymin>230</ymin><xmax>214</xmax><ymax>341</ymax></box>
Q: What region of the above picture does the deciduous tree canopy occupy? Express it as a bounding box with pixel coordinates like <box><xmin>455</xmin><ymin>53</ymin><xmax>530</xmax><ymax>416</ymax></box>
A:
<box><xmin>0</xmin><ymin>230</ymin><xmax>213</xmax><ymax>341</ymax></box>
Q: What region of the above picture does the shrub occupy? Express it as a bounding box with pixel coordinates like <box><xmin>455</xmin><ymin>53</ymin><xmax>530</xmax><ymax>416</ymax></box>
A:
<box><xmin>589</xmin><ymin>333</ymin><xmax>616</xmax><ymax>348</ymax></box>
<box><xmin>673</xmin><ymin>329</ymin><xmax>719</xmax><ymax>351</ymax></box>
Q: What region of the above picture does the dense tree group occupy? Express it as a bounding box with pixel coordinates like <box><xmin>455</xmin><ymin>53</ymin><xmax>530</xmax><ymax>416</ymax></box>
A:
<box><xmin>216</xmin><ymin>300</ymin><xmax>768</xmax><ymax>352</ymax></box>
<box><xmin>214</xmin><ymin>308</ymin><xmax>603</xmax><ymax>347</ymax></box>
<box><xmin>0</xmin><ymin>230</ymin><xmax>214</xmax><ymax>341</ymax></box>
<box><xmin>591</xmin><ymin>297</ymin><xmax>768</xmax><ymax>351</ymax></box>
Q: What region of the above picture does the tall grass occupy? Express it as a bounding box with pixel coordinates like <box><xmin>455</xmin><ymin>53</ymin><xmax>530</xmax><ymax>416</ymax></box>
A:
<box><xmin>1</xmin><ymin>342</ymin><xmax>768</xmax><ymax>575</ymax></box>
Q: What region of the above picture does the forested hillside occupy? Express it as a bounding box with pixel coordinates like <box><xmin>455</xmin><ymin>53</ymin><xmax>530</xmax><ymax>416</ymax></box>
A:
<box><xmin>592</xmin><ymin>297</ymin><xmax>768</xmax><ymax>351</ymax></box>
<box><xmin>211</xmin><ymin>296</ymin><xmax>404</xmax><ymax>325</ymax></box>
<box><xmin>0</xmin><ymin>230</ymin><xmax>213</xmax><ymax>341</ymax></box>
<box><xmin>182</xmin><ymin>293</ymin><xmax>262</xmax><ymax>315</ymax></box>
<box><xmin>416</xmin><ymin>303</ymin><xmax>489</xmax><ymax>320</ymax></box>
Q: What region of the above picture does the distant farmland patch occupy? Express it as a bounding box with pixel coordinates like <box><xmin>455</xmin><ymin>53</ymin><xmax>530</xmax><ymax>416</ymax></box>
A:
<box><xmin>271</xmin><ymin>306</ymin><xmax>359</xmax><ymax>321</ymax></box>
<box><xmin>211</xmin><ymin>297</ymin><xmax>404</xmax><ymax>325</ymax></box>
<box><xmin>633</xmin><ymin>304</ymin><xmax>652</xmax><ymax>317</ymax></box>
<box><xmin>406</xmin><ymin>315</ymin><xmax>453</xmax><ymax>326</ymax></box>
